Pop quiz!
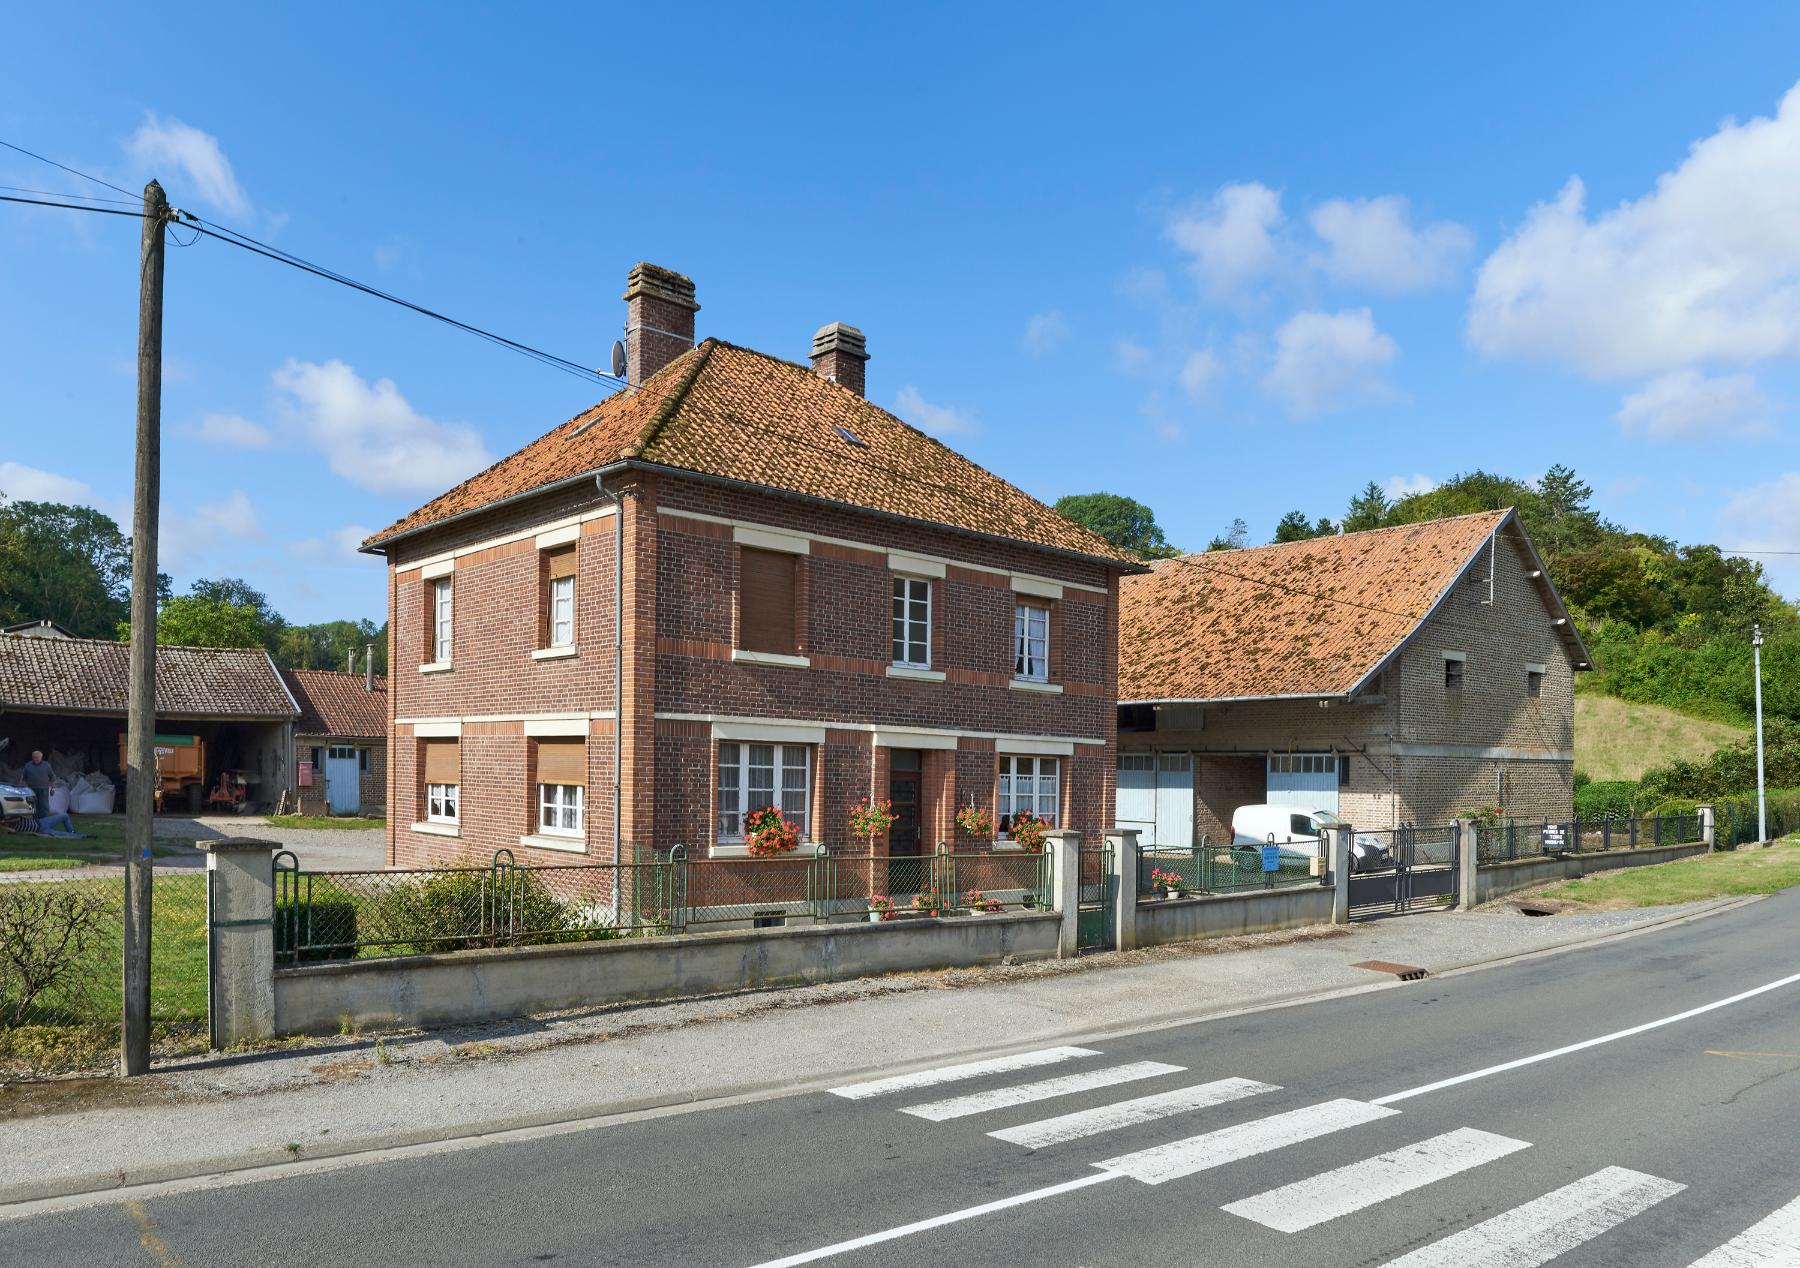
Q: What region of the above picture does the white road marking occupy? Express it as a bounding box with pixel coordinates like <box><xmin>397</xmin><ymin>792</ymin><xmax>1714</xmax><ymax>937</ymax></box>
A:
<box><xmin>1221</xmin><ymin>1127</ymin><xmax>1530</xmax><ymax>1232</ymax></box>
<box><xmin>1384</xmin><ymin>1165</ymin><xmax>1685</xmax><ymax>1267</ymax></box>
<box><xmin>1689</xmin><ymin>1192</ymin><xmax>1800</xmax><ymax>1266</ymax></box>
<box><xmin>900</xmin><ymin>1061</ymin><xmax>1184</xmax><ymax>1122</ymax></box>
<box><xmin>1375</xmin><ymin>969</ymin><xmax>1800</xmax><ymax>1106</ymax></box>
<box><xmin>743</xmin><ymin>1171</ymin><xmax>1121</xmax><ymax>1268</ymax></box>
<box><xmin>827</xmin><ymin>1046</ymin><xmax>1100</xmax><ymax>1100</ymax></box>
<box><xmin>988</xmin><ymin>1077</ymin><xmax>1279</xmax><ymax>1148</ymax></box>
<box><xmin>1095</xmin><ymin>1097</ymin><xmax>1399</xmax><ymax>1186</ymax></box>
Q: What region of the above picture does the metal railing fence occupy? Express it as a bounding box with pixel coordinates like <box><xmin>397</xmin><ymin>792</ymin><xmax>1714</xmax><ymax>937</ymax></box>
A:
<box><xmin>1135</xmin><ymin>834</ymin><xmax>1327</xmax><ymax>901</ymax></box>
<box><xmin>1474</xmin><ymin>811</ymin><xmax>1705</xmax><ymax>864</ymax></box>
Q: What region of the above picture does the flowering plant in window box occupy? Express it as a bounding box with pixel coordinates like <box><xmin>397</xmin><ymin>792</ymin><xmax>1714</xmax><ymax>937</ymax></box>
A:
<box><xmin>1008</xmin><ymin>809</ymin><xmax>1049</xmax><ymax>852</ymax></box>
<box><xmin>850</xmin><ymin>798</ymin><xmax>897</xmax><ymax>846</ymax></box>
<box><xmin>963</xmin><ymin>888</ymin><xmax>1003</xmax><ymax>914</ymax></box>
<box><xmin>955</xmin><ymin>804</ymin><xmax>994</xmax><ymax>839</ymax></box>
<box><xmin>868</xmin><ymin>894</ymin><xmax>895</xmax><ymax>923</ymax></box>
<box><xmin>744</xmin><ymin>806</ymin><xmax>800</xmax><ymax>856</ymax></box>
<box><xmin>1150</xmin><ymin>867</ymin><xmax>1185</xmax><ymax>898</ymax></box>
<box><xmin>912</xmin><ymin>890</ymin><xmax>944</xmax><ymax>917</ymax></box>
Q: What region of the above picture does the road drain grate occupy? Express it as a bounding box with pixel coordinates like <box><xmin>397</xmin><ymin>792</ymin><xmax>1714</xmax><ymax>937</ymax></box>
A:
<box><xmin>1350</xmin><ymin>960</ymin><xmax>1430</xmax><ymax>981</ymax></box>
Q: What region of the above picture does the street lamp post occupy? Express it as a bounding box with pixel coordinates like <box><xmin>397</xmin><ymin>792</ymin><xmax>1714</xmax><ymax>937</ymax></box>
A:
<box><xmin>1753</xmin><ymin>624</ymin><xmax>1767</xmax><ymax>844</ymax></box>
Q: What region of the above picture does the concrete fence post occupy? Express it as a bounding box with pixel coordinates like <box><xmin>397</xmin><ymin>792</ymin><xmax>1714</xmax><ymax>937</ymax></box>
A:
<box><xmin>1048</xmin><ymin>829</ymin><xmax>1082</xmax><ymax>959</ymax></box>
<box><xmin>1105</xmin><ymin>828</ymin><xmax>1140</xmax><ymax>953</ymax></box>
<box><xmin>1456</xmin><ymin>818</ymin><xmax>1479</xmax><ymax>910</ymax></box>
<box><xmin>1698</xmin><ymin>804</ymin><xmax>1717</xmax><ymax>850</ymax></box>
<box><xmin>1331</xmin><ymin>826</ymin><xmax>1353</xmax><ymax>925</ymax></box>
<box><xmin>203</xmin><ymin>837</ymin><xmax>278</xmax><ymax>1048</ymax></box>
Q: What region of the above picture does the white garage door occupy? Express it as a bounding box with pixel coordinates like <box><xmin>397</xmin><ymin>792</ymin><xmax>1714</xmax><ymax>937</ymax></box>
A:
<box><xmin>1266</xmin><ymin>752</ymin><xmax>1338</xmax><ymax>816</ymax></box>
<box><xmin>1116</xmin><ymin>753</ymin><xmax>1194</xmax><ymax>849</ymax></box>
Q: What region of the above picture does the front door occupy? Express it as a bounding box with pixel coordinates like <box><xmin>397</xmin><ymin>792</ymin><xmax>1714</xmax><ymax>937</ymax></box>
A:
<box><xmin>886</xmin><ymin>750</ymin><xmax>924</xmax><ymax>896</ymax></box>
<box><xmin>325</xmin><ymin>745</ymin><xmax>361</xmax><ymax>815</ymax></box>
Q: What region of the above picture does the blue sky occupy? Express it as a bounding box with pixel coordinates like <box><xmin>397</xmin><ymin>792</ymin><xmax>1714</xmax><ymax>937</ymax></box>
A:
<box><xmin>6</xmin><ymin>2</ymin><xmax>1800</xmax><ymax>624</ymax></box>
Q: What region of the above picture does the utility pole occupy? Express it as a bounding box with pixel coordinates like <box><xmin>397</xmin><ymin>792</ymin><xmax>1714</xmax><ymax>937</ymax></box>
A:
<box><xmin>1753</xmin><ymin>623</ymin><xmax>1767</xmax><ymax>844</ymax></box>
<box><xmin>123</xmin><ymin>179</ymin><xmax>168</xmax><ymax>1076</ymax></box>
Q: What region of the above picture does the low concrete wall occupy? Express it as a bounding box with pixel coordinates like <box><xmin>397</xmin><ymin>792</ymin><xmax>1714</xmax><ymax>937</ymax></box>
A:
<box><xmin>1134</xmin><ymin>884</ymin><xmax>1336</xmax><ymax>949</ymax></box>
<box><xmin>1475</xmin><ymin>842</ymin><xmax>1708</xmax><ymax>905</ymax></box>
<box><xmin>272</xmin><ymin>910</ymin><xmax>1060</xmax><ymax>1037</ymax></box>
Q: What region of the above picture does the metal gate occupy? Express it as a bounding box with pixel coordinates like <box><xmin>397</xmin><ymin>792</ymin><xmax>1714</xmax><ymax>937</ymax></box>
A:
<box><xmin>1076</xmin><ymin>843</ymin><xmax>1114</xmax><ymax>951</ymax></box>
<box><xmin>1346</xmin><ymin>824</ymin><xmax>1459</xmax><ymax>918</ymax></box>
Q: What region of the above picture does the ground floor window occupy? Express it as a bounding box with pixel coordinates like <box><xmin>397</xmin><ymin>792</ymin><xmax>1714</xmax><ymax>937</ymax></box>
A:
<box><xmin>997</xmin><ymin>754</ymin><xmax>1059</xmax><ymax>835</ymax></box>
<box><xmin>716</xmin><ymin>742</ymin><xmax>812</xmax><ymax>842</ymax></box>
<box><xmin>426</xmin><ymin>783</ymin><xmax>459</xmax><ymax>823</ymax></box>
<box><xmin>539</xmin><ymin>783</ymin><xmax>584</xmax><ymax>836</ymax></box>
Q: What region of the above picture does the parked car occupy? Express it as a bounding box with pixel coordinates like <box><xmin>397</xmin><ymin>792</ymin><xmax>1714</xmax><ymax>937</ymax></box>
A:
<box><xmin>1230</xmin><ymin>805</ymin><xmax>1392</xmax><ymax>872</ymax></box>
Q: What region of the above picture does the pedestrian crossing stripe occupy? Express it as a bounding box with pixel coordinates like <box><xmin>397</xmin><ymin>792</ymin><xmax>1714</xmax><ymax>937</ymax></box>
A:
<box><xmin>1095</xmin><ymin>1097</ymin><xmax>1400</xmax><ymax>1185</ymax></box>
<box><xmin>900</xmin><ymin>1061</ymin><xmax>1185</xmax><ymax>1122</ymax></box>
<box><xmin>1687</xmin><ymin>1192</ymin><xmax>1800</xmax><ymax>1266</ymax></box>
<box><xmin>989</xmin><ymin>1077</ymin><xmax>1279</xmax><ymax>1149</ymax></box>
<box><xmin>827</xmin><ymin>1046</ymin><xmax>1100</xmax><ymax>1100</ymax></box>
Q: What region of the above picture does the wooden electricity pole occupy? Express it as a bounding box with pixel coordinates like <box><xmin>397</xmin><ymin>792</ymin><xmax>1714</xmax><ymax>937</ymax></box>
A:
<box><xmin>123</xmin><ymin>179</ymin><xmax>169</xmax><ymax>1077</ymax></box>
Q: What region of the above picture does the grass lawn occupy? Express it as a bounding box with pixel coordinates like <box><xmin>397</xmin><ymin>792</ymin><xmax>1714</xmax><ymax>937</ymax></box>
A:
<box><xmin>267</xmin><ymin>814</ymin><xmax>386</xmax><ymax>831</ymax></box>
<box><xmin>1574</xmin><ymin>695</ymin><xmax>1746</xmax><ymax>783</ymax></box>
<box><xmin>0</xmin><ymin>855</ymin><xmax>94</xmax><ymax>872</ymax></box>
<box><xmin>1528</xmin><ymin>840</ymin><xmax>1800</xmax><ymax>908</ymax></box>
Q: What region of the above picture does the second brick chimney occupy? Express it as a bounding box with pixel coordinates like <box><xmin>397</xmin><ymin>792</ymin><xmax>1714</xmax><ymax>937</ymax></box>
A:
<box><xmin>810</xmin><ymin>323</ymin><xmax>869</xmax><ymax>397</ymax></box>
<box><xmin>623</xmin><ymin>263</ymin><xmax>699</xmax><ymax>384</ymax></box>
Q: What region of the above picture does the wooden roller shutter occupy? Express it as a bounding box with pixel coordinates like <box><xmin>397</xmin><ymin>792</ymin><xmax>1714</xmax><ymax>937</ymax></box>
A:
<box><xmin>545</xmin><ymin>548</ymin><xmax>577</xmax><ymax>580</ymax></box>
<box><xmin>422</xmin><ymin>738</ymin><xmax>460</xmax><ymax>785</ymax></box>
<box><xmin>738</xmin><ymin>547</ymin><xmax>798</xmax><ymax>654</ymax></box>
<box><xmin>536</xmin><ymin>738</ymin><xmax>585</xmax><ymax>787</ymax></box>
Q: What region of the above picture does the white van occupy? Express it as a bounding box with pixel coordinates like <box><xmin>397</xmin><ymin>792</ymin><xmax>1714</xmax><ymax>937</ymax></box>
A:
<box><xmin>1230</xmin><ymin>805</ymin><xmax>1391</xmax><ymax>873</ymax></box>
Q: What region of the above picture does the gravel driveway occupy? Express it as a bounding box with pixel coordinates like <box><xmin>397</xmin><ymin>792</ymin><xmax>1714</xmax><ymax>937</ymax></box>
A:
<box><xmin>151</xmin><ymin>815</ymin><xmax>386</xmax><ymax>870</ymax></box>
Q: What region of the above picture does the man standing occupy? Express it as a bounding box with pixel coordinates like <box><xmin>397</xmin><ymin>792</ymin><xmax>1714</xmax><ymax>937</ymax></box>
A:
<box><xmin>21</xmin><ymin>749</ymin><xmax>54</xmax><ymax>820</ymax></box>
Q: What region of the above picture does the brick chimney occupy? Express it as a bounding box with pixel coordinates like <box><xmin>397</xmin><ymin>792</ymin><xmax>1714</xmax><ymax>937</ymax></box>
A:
<box><xmin>622</xmin><ymin>263</ymin><xmax>699</xmax><ymax>384</ymax></box>
<box><xmin>810</xmin><ymin>323</ymin><xmax>869</xmax><ymax>397</ymax></box>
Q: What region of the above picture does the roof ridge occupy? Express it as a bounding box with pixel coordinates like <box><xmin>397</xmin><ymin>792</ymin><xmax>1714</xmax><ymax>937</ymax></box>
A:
<box><xmin>1164</xmin><ymin>507</ymin><xmax>1510</xmax><ymax>565</ymax></box>
<box><xmin>624</xmin><ymin>339</ymin><xmax>715</xmax><ymax>458</ymax></box>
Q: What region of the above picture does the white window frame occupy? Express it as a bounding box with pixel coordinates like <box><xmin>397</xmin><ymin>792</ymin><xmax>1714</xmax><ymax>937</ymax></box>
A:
<box><xmin>548</xmin><ymin>573</ymin><xmax>575</xmax><ymax>648</ymax></box>
<box><xmin>432</xmin><ymin>577</ymin><xmax>454</xmax><ymax>663</ymax></box>
<box><xmin>1013</xmin><ymin>602</ymin><xmax>1049</xmax><ymax>682</ymax></box>
<box><xmin>716</xmin><ymin>742</ymin><xmax>812</xmax><ymax>844</ymax></box>
<box><xmin>538</xmin><ymin>782</ymin><xmax>584</xmax><ymax>837</ymax></box>
<box><xmin>426</xmin><ymin>781</ymin><xmax>459</xmax><ymax>824</ymax></box>
<box><xmin>892</xmin><ymin>575</ymin><xmax>931</xmax><ymax>668</ymax></box>
<box><xmin>997</xmin><ymin>754</ymin><xmax>1059</xmax><ymax>835</ymax></box>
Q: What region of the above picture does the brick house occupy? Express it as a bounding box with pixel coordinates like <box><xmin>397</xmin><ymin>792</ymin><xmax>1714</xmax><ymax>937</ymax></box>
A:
<box><xmin>1115</xmin><ymin>510</ymin><xmax>1590</xmax><ymax>844</ymax></box>
<box><xmin>281</xmin><ymin>668</ymin><xmax>388</xmax><ymax>818</ymax></box>
<box><xmin>361</xmin><ymin>264</ymin><xmax>1141</xmax><ymax>883</ymax></box>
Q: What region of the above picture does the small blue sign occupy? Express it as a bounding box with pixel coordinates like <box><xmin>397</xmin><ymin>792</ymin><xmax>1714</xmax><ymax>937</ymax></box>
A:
<box><xmin>1261</xmin><ymin>845</ymin><xmax>1281</xmax><ymax>872</ymax></box>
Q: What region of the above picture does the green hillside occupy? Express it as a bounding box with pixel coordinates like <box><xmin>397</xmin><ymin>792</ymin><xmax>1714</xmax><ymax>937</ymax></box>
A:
<box><xmin>1574</xmin><ymin>695</ymin><xmax>1747</xmax><ymax>783</ymax></box>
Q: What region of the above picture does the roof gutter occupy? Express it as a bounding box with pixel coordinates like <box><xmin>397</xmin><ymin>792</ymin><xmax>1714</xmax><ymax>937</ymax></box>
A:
<box><xmin>359</xmin><ymin>467</ymin><xmax>625</xmax><ymax>556</ymax></box>
<box><xmin>1119</xmin><ymin>692</ymin><xmax>1351</xmax><ymax>706</ymax></box>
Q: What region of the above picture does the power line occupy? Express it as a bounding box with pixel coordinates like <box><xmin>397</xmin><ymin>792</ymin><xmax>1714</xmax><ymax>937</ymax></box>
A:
<box><xmin>0</xmin><ymin>192</ymin><xmax>149</xmax><ymax>218</ymax></box>
<box><xmin>0</xmin><ymin>184</ymin><xmax>141</xmax><ymax>206</ymax></box>
<box><xmin>0</xmin><ymin>139</ymin><xmax>138</xmax><ymax>200</ymax></box>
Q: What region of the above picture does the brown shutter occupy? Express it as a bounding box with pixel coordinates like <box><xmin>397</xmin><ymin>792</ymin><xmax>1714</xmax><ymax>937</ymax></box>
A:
<box><xmin>422</xmin><ymin>738</ymin><xmax>460</xmax><ymax>784</ymax></box>
<box><xmin>546</xmin><ymin>548</ymin><xmax>577</xmax><ymax>579</ymax></box>
<box><xmin>536</xmin><ymin>738</ymin><xmax>585</xmax><ymax>786</ymax></box>
<box><xmin>738</xmin><ymin>547</ymin><xmax>798</xmax><ymax>654</ymax></box>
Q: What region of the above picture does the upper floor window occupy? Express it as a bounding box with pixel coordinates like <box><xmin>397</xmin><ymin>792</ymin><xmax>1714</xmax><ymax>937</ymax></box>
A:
<box><xmin>739</xmin><ymin>548</ymin><xmax>799</xmax><ymax>655</ymax></box>
<box><xmin>432</xmin><ymin>577</ymin><xmax>453</xmax><ymax>663</ymax></box>
<box><xmin>1526</xmin><ymin>667</ymin><xmax>1544</xmax><ymax>698</ymax></box>
<box><xmin>1444</xmin><ymin>652</ymin><xmax>1466</xmax><ymax>690</ymax></box>
<box><xmin>1013</xmin><ymin>602</ymin><xmax>1049</xmax><ymax>681</ymax></box>
<box><xmin>545</xmin><ymin>548</ymin><xmax>577</xmax><ymax>648</ymax></box>
<box><xmin>892</xmin><ymin>576</ymin><xmax>930</xmax><ymax>667</ymax></box>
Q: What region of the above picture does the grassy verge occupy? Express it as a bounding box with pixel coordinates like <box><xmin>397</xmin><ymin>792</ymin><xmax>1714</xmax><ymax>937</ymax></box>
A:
<box><xmin>1573</xmin><ymin>695</ymin><xmax>1746</xmax><ymax>783</ymax></box>
<box><xmin>267</xmin><ymin>815</ymin><xmax>386</xmax><ymax>831</ymax></box>
<box><xmin>0</xmin><ymin>855</ymin><xmax>94</xmax><ymax>872</ymax></box>
<box><xmin>1528</xmin><ymin>840</ymin><xmax>1800</xmax><ymax>908</ymax></box>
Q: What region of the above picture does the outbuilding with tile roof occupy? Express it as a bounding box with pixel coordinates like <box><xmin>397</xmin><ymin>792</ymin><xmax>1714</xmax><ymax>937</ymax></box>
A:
<box><xmin>281</xmin><ymin>667</ymin><xmax>388</xmax><ymax>818</ymax></box>
<box><xmin>1115</xmin><ymin>510</ymin><xmax>1589</xmax><ymax>844</ymax></box>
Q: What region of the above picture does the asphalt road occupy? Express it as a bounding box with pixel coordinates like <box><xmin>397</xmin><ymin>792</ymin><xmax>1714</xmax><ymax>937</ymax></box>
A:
<box><xmin>9</xmin><ymin>890</ymin><xmax>1800</xmax><ymax>1267</ymax></box>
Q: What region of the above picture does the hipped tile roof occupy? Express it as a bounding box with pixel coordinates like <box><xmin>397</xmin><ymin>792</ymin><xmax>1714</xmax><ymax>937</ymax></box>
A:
<box><xmin>281</xmin><ymin>669</ymin><xmax>387</xmax><ymax>738</ymax></box>
<box><xmin>1120</xmin><ymin>511</ymin><xmax>1514</xmax><ymax>702</ymax></box>
<box><xmin>364</xmin><ymin>340</ymin><xmax>1139</xmax><ymax>567</ymax></box>
<box><xmin>0</xmin><ymin>635</ymin><xmax>300</xmax><ymax>719</ymax></box>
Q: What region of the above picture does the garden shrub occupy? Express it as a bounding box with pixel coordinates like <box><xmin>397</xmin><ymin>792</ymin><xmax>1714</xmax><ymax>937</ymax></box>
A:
<box><xmin>1574</xmin><ymin>780</ymin><xmax>1639</xmax><ymax>820</ymax></box>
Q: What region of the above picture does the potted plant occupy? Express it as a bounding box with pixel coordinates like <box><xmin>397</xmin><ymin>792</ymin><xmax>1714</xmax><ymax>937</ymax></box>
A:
<box><xmin>955</xmin><ymin>803</ymin><xmax>994</xmax><ymax>841</ymax></box>
<box><xmin>912</xmin><ymin>890</ymin><xmax>944</xmax><ymax>917</ymax></box>
<box><xmin>868</xmin><ymin>894</ymin><xmax>894</xmax><ymax>923</ymax></box>
<box><xmin>1150</xmin><ymin>867</ymin><xmax>1184</xmax><ymax>900</ymax></box>
<box><xmin>744</xmin><ymin>806</ymin><xmax>800</xmax><ymax>857</ymax></box>
<box><xmin>963</xmin><ymin>888</ymin><xmax>1002</xmax><ymax>914</ymax></box>
<box><xmin>850</xmin><ymin>798</ymin><xmax>897</xmax><ymax>849</ymax></box>
<box><xmin>1008</xmin><ymin>808</ymin><xmax>1050</xmax><ymax>853</ymax></box>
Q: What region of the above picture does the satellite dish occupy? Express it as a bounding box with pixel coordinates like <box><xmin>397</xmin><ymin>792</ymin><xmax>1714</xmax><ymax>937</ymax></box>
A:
<box><xmin>609</xmin><ymin>339</ymin><xmax>627</xmax><ymax>379</ymax></box>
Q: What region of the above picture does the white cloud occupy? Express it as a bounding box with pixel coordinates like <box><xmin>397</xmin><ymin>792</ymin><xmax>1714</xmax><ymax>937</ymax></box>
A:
<box><xmin>1021</xmin><ymin>310</ymin><xmax>1069</xmax><ymax>356</ymax></box>
<box><xmin>1310</xmin><ymin>195</ymin><xmax>1472</xmax><ymax>292</ymax></box>
<box><xmin>1262</xmin><ymin>308</ymin><xmax>1398</xmax><ymax>418</ymax></box>
<box><xmin>1166</xmin><ymin>182</ymin><xmax>1285</xmax><ymax>298</ymax></box>
<box><xmin>1719</xmin><ymin>472</ymin><xmax>1800</xmax><ymax>599</ymax></box>
<box><xmin>893</xmin><ymin>385</ymin><xmax>974</xmax><ymax>438</ymax></box>
<box><xmin>1616</xmin><ymin>370</ymin><xmax>1773</xmax><ymax>440</ymax></box>
<box><xmin>1178</xmin><ymin>349</ymin><xmax>1219</xmax><ymax>398</ymax></box>
<box><xmin>124</xmin><ymin>113</ymin><xmax>250</xmax><ymax>218</ymax></box>
<box><xmin>1385</xmin><ymin>472</ymin><xmax>1437</xmax><ymax>499</ymax></box>
<box><xmin>1113</xmin><ymin>339</ymin><xmax>1152</xmax><ymax>375</ymax></box>
<box><xmin>187</xmin><ymin>412</ymin><xmax>274</xmax><ymax>450</ymax></box>
<box><xmin>335</xmin><ymin>525</ymin><xmax>372</xmax><ymax>556</ymax></box>
<box><xmin>160</xmin><ymin>492</ymin><xmax>262</xmax><ymax>572</ymax></box>
<box><xmin>288</xmin><ymin>524</ymin><xmax>374</xmax><ymax>563</ymax></box>
<box><xmin>0</xmin><ymin>461</ymin><xmax>94</xmax><ymax>505</ymax></box>
<box><xmin>272</xmin><ymin>359</ymin><xmax>492</xmax><ymax>494</ymax></box>
<box><xmin>1470</xmin><ymin>82</ymin><xmax>1800</xmax><ymax>378</ymax></box>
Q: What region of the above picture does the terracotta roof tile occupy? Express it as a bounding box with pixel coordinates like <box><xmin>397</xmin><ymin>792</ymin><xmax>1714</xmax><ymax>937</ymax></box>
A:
<box><xmin>281</xmin><ymin>669</ymin><xmax>387</xmax><ymax>738</ymax></box>
<box><xmin>364</xmin><ymin>341</ymin><xmax>1138</xmax><ymax>567</ymax></box>
<box><xmin>1119</xmin><ymin>511</ymin><xmax>1511</xmax><ymax>702</ymax></box>
<box><xmin>0</xmin><ymin>636</ymin><xmax>299</xmax><ymax>718</ymax></box>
